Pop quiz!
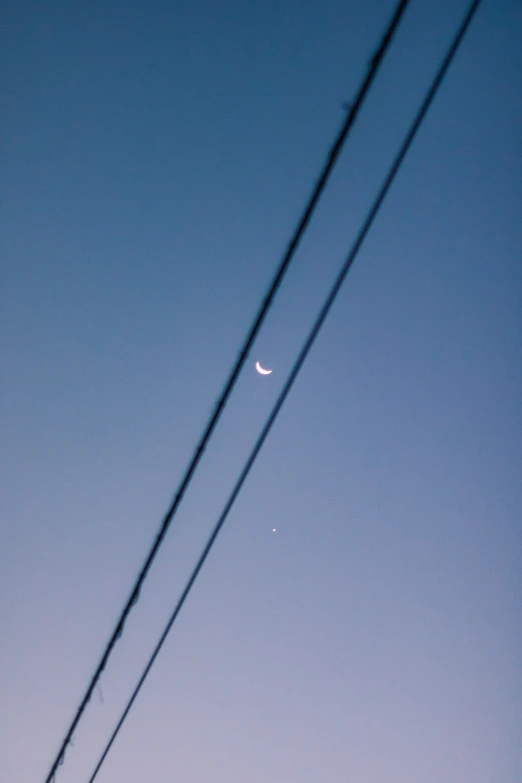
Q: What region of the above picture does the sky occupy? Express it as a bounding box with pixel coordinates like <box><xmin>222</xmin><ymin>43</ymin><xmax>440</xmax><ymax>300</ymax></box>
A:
<box><xmin>1</xmin><ymin>1</ymin><xmax>521</xmax><ymax>781</ymax></box>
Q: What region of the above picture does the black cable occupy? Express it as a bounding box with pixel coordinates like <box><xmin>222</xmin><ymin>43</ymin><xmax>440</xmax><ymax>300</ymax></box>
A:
<box><xmin>85</xmin><ymin>2</ymin><xmax>483</xmax><ymax>780</ymax></box>
<box><xmin>43</xmin><ymin>3</ymin><xmax>412</xmax><ymax>781</ymax></box>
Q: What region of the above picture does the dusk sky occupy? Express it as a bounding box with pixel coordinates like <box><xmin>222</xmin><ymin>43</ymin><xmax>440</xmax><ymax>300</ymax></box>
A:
<box><xmin>1</xmin><ymin>1</ymin><xmax>521</xmax><ymax>781</ymax></box>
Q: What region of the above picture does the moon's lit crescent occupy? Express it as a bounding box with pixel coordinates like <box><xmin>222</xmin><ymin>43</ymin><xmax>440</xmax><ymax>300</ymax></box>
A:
<box><xmin>255</xmin><ymin>361</ymin><xmax>272</xmax><ymax>375</ymax></box>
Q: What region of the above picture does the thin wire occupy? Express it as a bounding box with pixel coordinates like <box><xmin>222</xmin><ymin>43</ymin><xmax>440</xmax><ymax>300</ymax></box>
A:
<box><xmin>86</xmin><ymin>2</ymin><xmax>483</xmax><ymax>780</ymax></box>
<box><xmin>42</xmin><ymin>3</ymin><xmax>412</xmax><ymax>781</ymax></box>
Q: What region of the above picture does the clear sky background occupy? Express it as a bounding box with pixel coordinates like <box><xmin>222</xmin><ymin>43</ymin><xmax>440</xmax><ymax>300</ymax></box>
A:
<box><xmin>1</xmin><ymin>1</ymin><xmax>521</xmax><ymax>781</ymax></box>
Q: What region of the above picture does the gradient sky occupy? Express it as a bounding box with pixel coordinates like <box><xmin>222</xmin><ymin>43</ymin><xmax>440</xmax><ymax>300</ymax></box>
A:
<box><xmin>1</xmin><ymin>1</ymin><xmax>521</xmax><ymax>781</ymax></box>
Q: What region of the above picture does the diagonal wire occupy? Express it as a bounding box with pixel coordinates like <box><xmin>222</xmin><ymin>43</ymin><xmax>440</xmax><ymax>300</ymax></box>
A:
<box><xmin>86</xmin><ymin>1</ymin><xmax>483</xmax><ymax>780</ymax></box>
<box><xmin>42</xmin><ymin>2</ymin><xmax>412</xmax><ymax>781</ymax></box>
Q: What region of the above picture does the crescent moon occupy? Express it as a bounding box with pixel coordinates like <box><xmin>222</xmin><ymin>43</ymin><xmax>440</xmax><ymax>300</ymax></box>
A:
<box><xmin>255</xmin><ymin>361</ymin><xmax>272</xmax><ymax>375</ymax></box>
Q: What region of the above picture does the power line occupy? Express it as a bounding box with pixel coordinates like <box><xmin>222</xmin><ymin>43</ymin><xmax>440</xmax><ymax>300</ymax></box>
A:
<box><xmin>43</xmin><ymin>3</ymin><xmax>411</xmax><ymax>781</ymax></box>
<box><xmin>85</xmin><ymin>2</ymin><xmax>483</xmax><ymax>780</ymax></box>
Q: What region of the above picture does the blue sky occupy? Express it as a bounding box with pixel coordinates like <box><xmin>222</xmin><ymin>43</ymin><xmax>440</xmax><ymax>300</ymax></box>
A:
<box><xmin>1</xmin><ymin>1</ymin><xmax>521</xmax><ymax>781</ymax></box>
